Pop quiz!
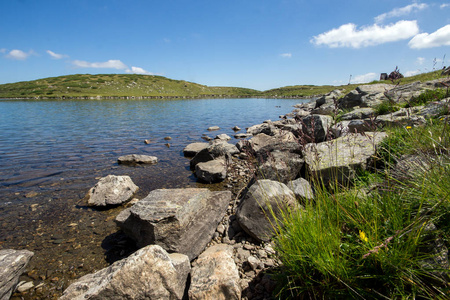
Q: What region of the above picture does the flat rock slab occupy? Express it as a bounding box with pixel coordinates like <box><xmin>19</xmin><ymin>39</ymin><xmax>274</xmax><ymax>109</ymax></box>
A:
<box><xmin>195</xmin><ymin>158</ymin><xmax>227</xmax><ymax>183</ymax></box>
<box><xmin>189</xmin><ymin>244</ymin><xmax>241</xmax><ymax>300</ymax></box>
<box><xmin>304</xmin><ymin>132</ymin><xmax>387</xmax><ymax>184</ymax></box>
<box><xmin>87</xmin><ymin>175</ymin><xmax>138</xmax><ymax>207</ymax></box>
<box><xmin>118</xmin><ymin>154</ymin><xmax>158</xmax><ymax>165</ymax></box>
<box><xmin>60</xmin><ymin>245</ymin><xmax>190</xmax><ymax>300</ymax></box>
<box><xmin>0</xmin><ymin>249</ymin><xmax>34</xmax><ymax>300</ymax></box>
<box><xmin>116</xmin><ymin>188</ymin><xmax>231</xmax><ymax>260</ymax></box>
<box><xmin>183</xmin><ymin>143</ymin><xmax>209</xmax><ymax>157</ymax></box>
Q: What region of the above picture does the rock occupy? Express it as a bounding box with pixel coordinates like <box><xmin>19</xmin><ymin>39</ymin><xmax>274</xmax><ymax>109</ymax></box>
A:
<box><xmin>208</xmin><ymin>126</ymin><xmax>220</xmax><ymax>131</ymax></box>
<box><xmin>201</xmin><ymin>136</ymin><xmax>212</xmax><ymax>141</ymax></box>
<box><xmin>288</xmin><ymin>178</ymin><xmax>314</xmax><ymax>202</ymax></box>
<box><xmin>116</xmin><ymin>188</ymin><xmax>231</xmax><ymax>260</ymax></box>
<box><xmin>164</xmin><ymin>136</ymin><xmax>172</xmax><ymax>140</ymax></box>
<box><xmin>299</xmin><ymin>114</ymin><xmax>333</xmax><ymax>143</ymax></box>
<box><xmin>339</xmin><ymin>84</ymin><xmax>393</xmax><ymax>109</ymax></box>
<box><xmin>189</xmin><ymin>244</ymin><xmax>241</xmax><ymax>300</ymax></box>
<box><xmin>247</xmin><ymin>256</ymin><xmax>261</xmax><ymax>270</ymax></box>
<box><xmin>246</xmin><ymin>123</ymin><xmax>278</xmax><ymax>136</ymax></box>
<box><xmin>340</xmin><ymin>107</ymin><xmax>376</xmax><ymax>121</ymax></box>
<box><xmin>236</xmin><ymin>180</ymin><xmax>300</xmax><ymax>242</ymax></box>
<box><xmin>0</xmin><ymin>249</ymin><xmax>34</xmax><ymax>300</ymax></box>
<box><xmin>60</xmin><ymin>245</ymin><xmax>190</xmax><ymax>300</ymax></box>
<box><xmin>190</xmin><ymin>148</ymin><xmax>215</xmax><ymax>170</ymax></box>
<box><xmin>195</xmin><ymin>158</ymin><xmax>227</xmax><ymax>183</ymax></box>
<box><xmin>183</xmin><ymin>142</ymin><xmax>209</xmax><ymax>157</ymax></box>
<box><xmin>257</xmin><ymin>151</ymin><xmax>304</xmax><ymax>183</ymax></box>
<box><xmin>303</xmin><ymin>132</ymin><xmax>387</xmax><ymax>184</ymax></box>
<box><xmin>442</xmin><ymin>66</ymin><xmax>450</xmax><ymax>75</ymax></box>
<box><xmin>234</xmin><ymin>133</ymin><xmax>252</xmax><ymax>139</ymax></box>
<box><xmin>374</xmin><ymin>114</ymin><xmax>426</xmax><ymax>127</ymax></box>
<box><xmin>417</xmin><ymin>99</ymin><xmax>450</xmax><ymax>118</ymax></box>
<box><xmin>87</xmin><ymin>175</ymin><xmax>138</xmax><ymax>207</ymax></box>
<box><xmin>144</xmin><ymin>139</ymin><xmax>151</xmax><ymax>144</ymax></box>
<box><xmin>190</xmin><ymin>141</ymin><xmax>239</xmax><ymax>170</ymax></box>
<box><xmin>15</xmin><ymin>281</ymin><xmax>34</xmax><ymax>293</ymax></box>
<box><xmin>215</xmin><ymin>134</ymin><xmax>231</xmax><ymax>141</ymax></box>
<box><xmin>247</xmin><ymin>132</ymin><xmax>301</xmax><ymax>155</ymax></box>
<box><xmin>232</xmin><ymin>126</ymin><xmax>241</xmax><ymax>131</ymax></box>
<box><xmin>118</xmin><ymin>154</ymin><xmax>158</xmax><ymax>165</ymax></box>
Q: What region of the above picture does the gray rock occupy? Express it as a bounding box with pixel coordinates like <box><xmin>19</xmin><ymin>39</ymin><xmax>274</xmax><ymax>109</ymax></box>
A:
<box><xmin>236</xmin><ymin>180</ymin><xmax>300</xmax><ymax>242</ymax></box>
<box><xmin>87</xmin><ymin>175</ymin><xmax>138</xmax><ymax>207</ymax></box>
<box><xmin>232</xmin><ymin>126</ymin><xmax>241</xmax><ymax>131</ymax></box>
<box><xmin>299</xmin><ymin>114</ymin><xmax>333</xmax><ymax>142</ymax></box>
<box><xmin>0</xmin><ymin>249</ymin><xmax>34</xmax><ymax>300</ymax></box>
<box><xmin>303</xmin><ymin>132</ymin><xmax>387</xmax><ymax>184</ymax></box>
<box><xmin>190</xmin><ymin>141</ymin><xmax>239</xmax><ymax>170</ymax></box>
<box><xmin>417</xmin><ymin>99</ymin><xmax>450</xmax><ymax>118</ymax></box>
<box><xmin>257</xmin><ymin>151</ymin><xmax>304</xmax><ymax>183</ymax></box>
<box><xmin>60</xmin><ymin>245</ymin><xmax>190</xmax><ymax>300</ymax></box>
<box><xmin>288</xmin><ymin>178</ymin><xmax>314</xmax><ymax>202</ymax></box>
<box><xmin>116</xmin><ymin>188</ymin><xmax>231</xmax><ymax>260</ymax></box>
<box><xmin>374</xmin><ymin>114</ymin><xmax>426</xmax><ymax>127</ymax></box>
<box><xmin>247</xmin><ymin>132</ymin><xmax>301</xmax><ymax>155</ymax></box>
<box><xmin>234</xmin><ymin>133</ymin><xmax>252</xmax><ymax>139</ymax></box>
<box><xmin>118</xmin><ymin>154</ymin><xmax>158</xmax><ymax>165</ymax></box>
<box><xmin>189</xmin><ymin>244</ymin><xmax>241</xmax><ymax>300</ymax></box>
<box><xmin>246</xmin><ymin>123</ymin><xmax>278</xmax><ymax>136</ymax></box>
<box><xmin>340</xmin><ymin>107</ymin><xmax>376</xmax><ymax>120</ymax></box>
<box><xmin>183</xmin><ymin>143</ymin><xmax>209</xmax><ymax>157</ymax></box>
<box><xmin>208</xmin><ymin>126</ymin><xmax>220</xmax><ymax>131</ymax></box>
<box><xmin>215</xmin><ymin>134</ymin><xmax>232</xmax><ymax>141</ymax></box>
<box><xmin>195</xmin><ymin>158</ymin><xmax>227</xmax><ymax>183</ymax></box>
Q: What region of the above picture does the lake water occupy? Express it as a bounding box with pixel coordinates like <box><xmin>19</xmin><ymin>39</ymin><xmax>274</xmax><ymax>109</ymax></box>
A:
<box><xmin>0</xmin><ymin>97</ymin><xmax>307</xmax><ymax>299</ymax></box>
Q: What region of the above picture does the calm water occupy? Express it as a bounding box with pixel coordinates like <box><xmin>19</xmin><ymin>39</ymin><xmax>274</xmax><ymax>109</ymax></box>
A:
<box><xmin>0</xmin><ymin>97</ymin><xmax>307</xmax><ymax>299</ymax></box>
<box><xmin>0</xmin><ymin>98</ymin><xmax>306</xmax><ymax>201</ymax></box>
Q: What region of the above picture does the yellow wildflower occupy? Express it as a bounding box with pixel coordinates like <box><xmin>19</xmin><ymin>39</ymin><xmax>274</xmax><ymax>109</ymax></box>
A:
<box><xmin>406</xmin><ymin>126</ymin><xmax>412</xmax><ymax>129</ymax></box>
<box><xmin>359</xmin><ymin>230</ymin><xmax>368</xmax><ymax>242</ymax></box>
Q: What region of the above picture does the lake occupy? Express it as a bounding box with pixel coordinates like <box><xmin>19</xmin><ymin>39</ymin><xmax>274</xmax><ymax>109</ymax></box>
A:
<box><xmin>0</xmin><ymin>97</ymin><xmax>307</xmax><ymax>298</ymax></box>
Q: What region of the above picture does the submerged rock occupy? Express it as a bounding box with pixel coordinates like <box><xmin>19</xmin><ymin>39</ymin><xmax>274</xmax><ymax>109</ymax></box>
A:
<box><xmin>118</xmin><ymin>154</ymin><xmax>158</xmax><ymax>165</ymax></box>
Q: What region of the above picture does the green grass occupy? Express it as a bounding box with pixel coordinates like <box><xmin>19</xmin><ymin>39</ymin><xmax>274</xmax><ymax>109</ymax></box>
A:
<box><xmin>271</xmin><ymin>121</ymin><xmax>450</xmax><ymax>299</ymax></box>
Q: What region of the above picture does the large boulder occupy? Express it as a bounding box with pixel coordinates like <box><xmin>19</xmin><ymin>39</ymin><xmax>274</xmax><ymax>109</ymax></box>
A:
<box><xmin>246</xmin><ymin>122</ymin><xmax>278</xmax><ymax>136</ymax></box>
<box><xmin>0</xmin><ymin>249</ymin><xmax>34</xmax><ymax>300</ymax></box>
<box><xmin>288</xmin><ymin>178</ymin><xmax>314</xmax><ymax>203</ymax></box>
<box><xmin>87</xmin><ymin>175</ymin><xmax>138</xmax><ymax>207</ymax></box>
<box><xmin>116</xmin><ymin>188</ymin><xmax>231</xmax><ymax>260</ymax></box>
<box><xmin>339</xmin><ymin>84</ymin><xmax>392</xmax><ymax>109</ymax></box>
<box><xmin>189</xmin><ymin>244</ymin><xmax>241</xmax><ymax>300</ymax></box>
<box><xmin>189</xmin><ymin>141</ymin><xmax>238</xmax><ymax>170</ymax></box>
<box><xmin>257</xmin><ymin>151</ymin><xmax>304</xmax><ymax>183</ymax></box>
<box><xmin>303</xmin><ymin>132</ymin><xmax>387</xmax><ymax>184</ymax></box>
<box><xmin>195</xmin><ymin>158</ymin><xmax>227</xmax><ymax>183</ymax></box>
<box><xmin>299</xmin><ymin>114</ymin><xmax>333</xmax><ymax>143</ymax></box>
<box><xmin>183</xmin><ymin>143</ymin><xmax>209</xmax><ymax>157</ymax></box>
<box><xmin>118</xmin><ymin>154</ymin><xmax>158</xmax><ymax>165</ymax></box>
<box><xmin>247</xmin><ymin>132</ymin><xmax>301</xmax><ymax>155</ymax></box>
<box><xmin>60</xmin><ymin>245</ymin><xmax>190</xmax><ymax>300</ymax></box>
<box><xmin>236</xmin><ymin>180</ymin><xmax>300</xmax><ymax>242</ymax></box>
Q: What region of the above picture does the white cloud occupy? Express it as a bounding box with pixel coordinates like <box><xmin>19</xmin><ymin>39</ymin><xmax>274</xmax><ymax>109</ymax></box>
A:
<box><xmin>352</xmin><ymin>72</ymin><xmax>377</xmax><ymax>84</ymax></box>
<box><xmin>405</xmin><ymin>69</ymin><xmax>422</xmax><ymax>77</ymax></box>
<box><xmin>6</xmin><ymin>49</ymin><xmax>34</xmax><ymax>60</ymax></box>
<box><xmin>375</xmin><ymin>3</ymin><xmax>428</xmax><ymax>23</ymax></box>
<box><xmin>280</xmin><ymin>53</ymin><xmax>292</xmax><ymax>58</ymax></box>
<box><xmin>46</xmin><ymin>50</ymin><xmax>68</xmax><ymax>59</ymax></box>
<box><xmin>311</xmin><ymin>20</ymin><xmax>419</xmax><ymax>48</ymax></box>
<box><xmin>126</xmin><ymin>66</ymin><xmax>153</xmax><ymax>75</ymax></box>
<box><xmin>416</xmin><ymin>57</ymin><xmax>426</xmax><ymax>65</ymax></box>
<box><xmin>408</xmin><ymin>24</ymin><xmax>450</xmax><ymax>48</ymax></box>
<box><xmin>441</xmin><ymin>3</ymin><xmax>450</xmax><ymax>9</ymax></box>
<box><xmin>72</xmin><ymin>59</ymin><xmax>128</xmax><ymax>69</ymax></box>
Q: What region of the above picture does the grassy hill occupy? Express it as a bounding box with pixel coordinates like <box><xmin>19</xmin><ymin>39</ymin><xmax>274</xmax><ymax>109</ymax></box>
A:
<box><xmin>0</xmin><ymin>70</ymin><xmax>448</xmax><ymax>99</ymax></box>
<box><xmin>0</xmin><ymin>74</ymin><xmax>261</xmax><ymax>99</ymax></box>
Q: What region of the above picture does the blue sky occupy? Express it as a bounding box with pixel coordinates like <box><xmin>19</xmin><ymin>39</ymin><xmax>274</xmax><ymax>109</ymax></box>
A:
<box><xmin>1</xmin><ymin>0</ymin><xmax>449</xmax><ymax>91</ymax></box>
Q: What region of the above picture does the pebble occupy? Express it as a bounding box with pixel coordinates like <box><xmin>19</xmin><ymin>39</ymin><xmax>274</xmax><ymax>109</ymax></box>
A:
<box><xmin>16</xmin><ymin>281</ymin><xmax>35</xmax><ymax>293</ymax></box>
<box><xmin>164</xmin><ymin>136</ymin><xmax>172</xmax><ymax>140</ymax></box>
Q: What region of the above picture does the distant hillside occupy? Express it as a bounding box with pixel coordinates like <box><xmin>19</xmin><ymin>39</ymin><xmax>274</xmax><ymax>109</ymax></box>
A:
<box><xmin>0</xmin><ymin>74</ymin><xmax>261</xmax><ymax>99</ymax></box>
<box><xmin>0</xmin><ymin>70</ymin><xmax>447</xmax><ymax>99</ymax></box>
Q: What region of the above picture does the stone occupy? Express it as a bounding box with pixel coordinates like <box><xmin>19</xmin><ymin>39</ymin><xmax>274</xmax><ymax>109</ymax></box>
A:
<box><xmin>374</xmin><ymin>114</ymin><xmax>426</xmax><ymax>128</ymax></box>
<box><xmin>236</xmin><ymin>180</ymin><xmax>300</xmax><ymax>242</ymax></box>
<box><xmin>288</xmin><ymin>178</ymin><xmax>314</xmax><ymax>202</ymax></box>
<box><xmin>183</xmin><ymin>142</ymin><xmax>209</xmax><ymax>157</ymax></box>
<box><xmin>246</xmin><ymin>123</ymin><xmax>278</xmax><ymax>136</ymax></box>
<box><xmin>340</xmin><ymin>107</ymin><xmax>376</xmax><ymax>121</ymax></box>
<box><xmin>60</xmin><ymin>245</ymin><xmax>190</xmax><ymax>300</ymax></box>
<box><xmin>190</xmin><ymin>141</ymin><xmax>239</xmax><ymax>170</ymax></box>
<box><xmin>116</xmin><ymin>188</ymin><xmax>231</xmax><ymax>260</ymax></box>
<box><xmin>215</xmin><ymin>134</ymin><xmax>231</xmax><ymax>141</ymax></box>
<box><xmin>208</xmin><ymin>126</ymin><xmax>220</xmax><ymax>131</ymax></box>
<box><xmin>189</xmin><ymin>244</ymin><xmax>241</xmax><ymax>300</ymax></box>
<box><xmin>0</xmin><ymin>249</ymin><xmax>34</xmax><ymax>300</ymax></box>
<box><xmin>417</xmin><ymin>99</ymin><xmax>450</xmax><ymax>118</ymax></box>
<box><xmin>15</xmin><ymin>281</ymin><xmax>34</xmax><ymax>293</ymax></box>
<box><xmin>303</xmin><ymin>132</ymin><xmax>387</xmax><ymax>184</ymax></box>
<box><xmin>234</xmin><ymin>133</ymin><xmax>252</xmax><ymax>139</ymax></box>
<box><xmin>195</xmin><ymin>158</ymin><xmax>227</xmax><ymax>183</ymax></box>
<box><xmin>87</xmin><ymin>175</ymin><xmax>138</xmax><ymax>207</ymax></box>
<box><xmin>247</xmin><ymin>132</ymin><xmax>301</xmax><ymax>155</ymax></box>
<box><xmin>117</xmin><ymin>154</ymin><xmax>158</xmax><ymax>165</ymax></box>
<box><xmin>256</xmin><ymin>151</ymin><xmax>304</xmax><ymax>183</ymax></box>
<box><xmin>298</xmin><ymin>114</ymin><xmax>333</xmax><ymax>142</ymax></box>
<box><xmin>232</xmin><ymin>126</ymin><xmax>241</xmax><ymax>131</ymax></box>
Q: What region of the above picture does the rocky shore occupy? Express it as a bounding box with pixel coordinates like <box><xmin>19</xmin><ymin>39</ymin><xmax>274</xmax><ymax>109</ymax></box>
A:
<box><xmin>2</xmin><ymin>77</ymin><xmax>450</xmax><ymax>299</ymax></box>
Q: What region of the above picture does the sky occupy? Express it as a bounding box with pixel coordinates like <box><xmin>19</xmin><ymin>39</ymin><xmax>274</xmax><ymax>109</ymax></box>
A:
<box><xmin>1</xmin><ymin>0</ymin><xmax>450</xmax><ymax>91</ymax></box>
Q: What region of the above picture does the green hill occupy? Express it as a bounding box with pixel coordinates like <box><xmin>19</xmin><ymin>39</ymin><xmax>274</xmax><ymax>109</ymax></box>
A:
<box><xmin>0</xmin><ymin>74</ymin><xmax>261</xmax><ymax>99</ymax></box>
